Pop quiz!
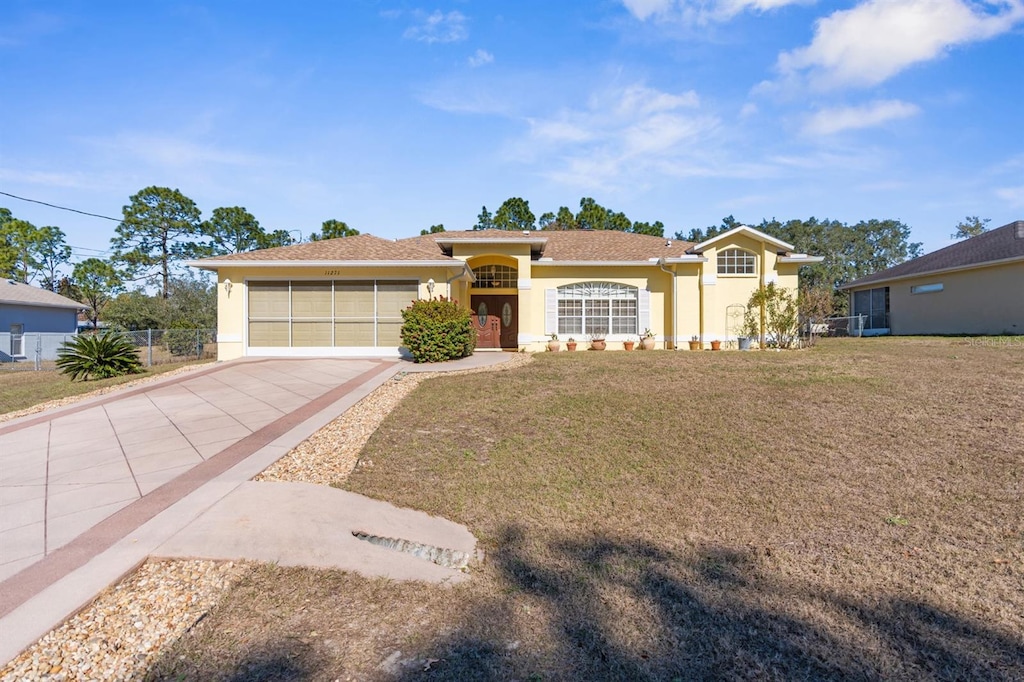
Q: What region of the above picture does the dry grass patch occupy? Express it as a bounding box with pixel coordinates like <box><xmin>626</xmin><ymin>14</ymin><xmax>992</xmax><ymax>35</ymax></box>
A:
<box><xmin>147</xmin><ymin>339</ymin><xmax>1024</xmax><ymax>680</ymax></box>
<box><xmin>0</xmin><ymin>359</ymin><xmax>214</xmax><ymax>418</ymax></box>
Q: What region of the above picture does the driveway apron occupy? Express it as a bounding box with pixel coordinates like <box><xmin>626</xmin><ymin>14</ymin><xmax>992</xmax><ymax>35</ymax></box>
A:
<box><xmin>0</xmin><ymin>359</ymin><xmax>397</xmax><ymax>631</ymax></box>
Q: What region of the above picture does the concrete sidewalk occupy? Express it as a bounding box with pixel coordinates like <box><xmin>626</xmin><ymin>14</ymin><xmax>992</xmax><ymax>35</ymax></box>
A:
<box><xmin>0</xmin><ymin>352</ymin><xmax>515</xmax><ymax>666</ymax></box>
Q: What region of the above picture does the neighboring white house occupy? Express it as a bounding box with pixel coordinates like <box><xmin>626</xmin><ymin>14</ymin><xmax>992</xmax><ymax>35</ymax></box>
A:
<box><xmin>0</xmin><ymin>279</ymin><xmax>84</xmax><ymax>361</ymax></box>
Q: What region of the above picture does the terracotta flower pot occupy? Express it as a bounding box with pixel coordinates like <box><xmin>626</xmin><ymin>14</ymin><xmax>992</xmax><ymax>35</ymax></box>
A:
<box><xmin>623</xmin><ymin>341</ymin><xmax>635</xmax><ymax>351</ymax></box>
<box><xmin>710</xmin><ymin>340</ymin><xmax>722</xmax><ymax>351</ymax></box>
<box><xmin>590</xmin><ymin>340</ymin><xmax>606</xmax><ymax>351</ymax></box>
<box><xmin>688</xmin><ymin>341</ymin><xmax>701</xmax><ymax>351</ymax></box>
<box><xmin>547</xmin><ymin>341</ymin><xmax>560</xmax><ymax>352</ymax></box>
<box><xmin>641</xmin><ymin>338</ymin><xmax>656</xmax><ymax>351</ymax></box>
<box><xmin>566</xmin><ymin>342</ymin><xmax>577</xmax><ymax>351</ymax></box>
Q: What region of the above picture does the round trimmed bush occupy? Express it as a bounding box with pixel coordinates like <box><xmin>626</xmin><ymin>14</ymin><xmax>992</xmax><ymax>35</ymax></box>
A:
<box><xmin>400</xmin><ymin>297</ymin><xmax>476</xmax><ymax>363</ymax></box>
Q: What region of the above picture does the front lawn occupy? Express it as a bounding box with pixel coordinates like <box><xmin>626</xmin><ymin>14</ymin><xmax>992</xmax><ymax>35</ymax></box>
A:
<box><xmin>148</xmin><ymin>338</ymin><xmax>1024</xmax><ymax>680</ymax></box>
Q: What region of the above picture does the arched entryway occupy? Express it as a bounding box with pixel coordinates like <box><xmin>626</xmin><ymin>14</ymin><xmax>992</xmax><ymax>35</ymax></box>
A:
<box><xmin>468</xmin><ymin>259</ymin><xmax>519</xmax><ymax>349</ymax></box>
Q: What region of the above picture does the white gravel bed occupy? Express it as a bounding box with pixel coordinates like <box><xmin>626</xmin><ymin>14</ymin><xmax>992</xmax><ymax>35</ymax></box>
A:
<box><xmin>0</xmin><ymin>353</ymin><xmax>532</xmax><ymax>679</ymax></box>
<box><xmin>0</xmin><ymin>559</ymin><xmax>246</xmax><ymax>682</ymax></box>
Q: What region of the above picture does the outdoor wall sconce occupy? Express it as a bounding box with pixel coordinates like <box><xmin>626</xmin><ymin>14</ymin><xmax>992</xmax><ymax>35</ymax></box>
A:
<box><xmin>427</xmin><ymin>278</ymin><xmax>435</xmax><ymax>296</ymax></box>
<box><xmin>223</xmin><ymin>278</ymin><xmax>232</xmax><ymax>295</ymax></box>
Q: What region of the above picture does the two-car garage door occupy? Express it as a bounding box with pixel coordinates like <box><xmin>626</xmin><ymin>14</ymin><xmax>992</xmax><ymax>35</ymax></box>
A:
<box><xmin>248</xmin><ymin>280</ymin><xmax>417</xmax><ymax>349</ymax></box>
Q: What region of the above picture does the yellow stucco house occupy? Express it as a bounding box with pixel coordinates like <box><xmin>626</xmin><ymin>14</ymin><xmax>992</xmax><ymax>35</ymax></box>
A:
<box><xmin>188</xmin><ymin>226</ymin><xmax>822</xmax><ymax>360</ymax></box>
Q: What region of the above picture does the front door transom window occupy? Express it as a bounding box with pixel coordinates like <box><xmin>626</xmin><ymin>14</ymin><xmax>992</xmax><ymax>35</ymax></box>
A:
<box><xmin>472</xmin><ymin>264</ymin><xmax>517</xmax><ymax>288</ymax></box>
<box><xmin>557</xmin><ymin>282</ymin><xmax>638</xmax><ymax>336</ymax></box>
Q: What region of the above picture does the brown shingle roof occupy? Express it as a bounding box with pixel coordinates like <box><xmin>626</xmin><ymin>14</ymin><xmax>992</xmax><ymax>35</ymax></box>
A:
<box><xmin>843</xmin><ymin>220</ymin><xmax>1024</xmax><ymax>289</ymax></box>
<box><xmin>189</xmin><ymin>229</ymin><xmax>702</xmax><ymax>267</ymax></box>
<box><xmin>192</xmin><ymin>233</ymin><xmax>454</xmax><ymax>264</ymax></box>
<box><xmin>0</xmin><ymin>280</ymin><xmax>84</xmax><ymax>309</ymax></box>
<box><xmin>402</xmin><ymin>229</ymin><xmax>697</xmax><ymax>261</ymax></box>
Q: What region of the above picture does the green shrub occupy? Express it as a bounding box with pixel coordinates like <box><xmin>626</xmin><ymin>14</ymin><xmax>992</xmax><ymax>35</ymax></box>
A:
<box><xmin>400</xmin><ymin>297</ymin><xmax>476</xmax><ymax>363</ymax></box>
<box><xmin>165</xmin><ymin>326</ymin><xmax>204</xmax><ymax>357</ymax></box>
<box><xmin>56</xmin><ymin>332</ymin><xmax>145</xmax><ymax>381</ymax></box>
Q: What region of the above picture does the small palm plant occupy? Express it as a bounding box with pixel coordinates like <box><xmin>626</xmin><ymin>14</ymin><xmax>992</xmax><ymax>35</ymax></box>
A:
<box><xmin>56</xmin><ymin>332</ymin><xmax>144</xmax><ymax>381</ymax></box>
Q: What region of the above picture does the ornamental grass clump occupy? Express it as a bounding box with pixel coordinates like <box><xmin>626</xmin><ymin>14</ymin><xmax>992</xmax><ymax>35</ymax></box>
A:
<box><xmin>56</xmin><ymin>332</ymin><xmax>145</xmax><ymax>381</ymax></box>
<box><xmin>400</xmin><ymin>297</ymin><xmax>476</xmax><ymax>363</ymax></box>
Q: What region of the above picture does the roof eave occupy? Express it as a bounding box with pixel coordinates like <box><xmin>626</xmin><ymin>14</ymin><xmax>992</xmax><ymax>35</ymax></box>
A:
<box><xmin>663</xmin><ymin>256</ymin><xmax>709</xmax><ymax>264</ymax></box>
<box><xmin>187</xmin><ymin>259</ymin><xmax>465</xmax><ymax>270</ymax></box>
<box><xmin>778</xmin><ymin>255</ymin><xmax>825</xmax><ymax>264</ymax></box>
<box><xmin>0</xmin><ymin>299</ymin><xmax>85</xmax><ymax>310</ymax></box>
<box><xmin>531</xmin><ymin>260</ymin><xmax>678</xmax><ymax>267</ymax></box>
<box><xmin>839</xmin><ymin>254</ymin><xmax>1024</xmax><ymax>290</ymax></box>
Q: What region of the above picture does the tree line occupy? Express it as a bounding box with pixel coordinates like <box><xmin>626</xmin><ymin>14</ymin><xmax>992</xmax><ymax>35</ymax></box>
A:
<box><xmin>1</xmin><ymin>186</ymin><xmax>991</xmax><ymax>326</ymax></box>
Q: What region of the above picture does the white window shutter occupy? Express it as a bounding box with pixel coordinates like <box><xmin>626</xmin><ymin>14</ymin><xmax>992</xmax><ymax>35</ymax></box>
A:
<box><xmin>545</xmin><ymin>289</ymin><xmax>558</xmax><ymax>335</ymax></box>
<box><xmin>638</xmin><ymin>288</ymin><xmax>651</xmax><ymax>333</ymax></box>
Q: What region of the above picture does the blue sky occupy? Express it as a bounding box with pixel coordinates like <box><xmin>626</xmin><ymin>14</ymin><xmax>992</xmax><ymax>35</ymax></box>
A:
<box><xmin>2</xmin><ymin>0</ymin><xmax>1022</xmax><ymax>266</ymax></box>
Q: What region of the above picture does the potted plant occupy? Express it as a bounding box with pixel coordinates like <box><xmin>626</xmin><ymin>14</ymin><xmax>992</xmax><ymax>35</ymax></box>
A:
<box><xmin>688</xmin><ymin>335</ymin><xmax>701</xmax><ymax>351</ymax></box>
<box><xmin>623</xmin><ymin>337</ymin><xmax>636</xmax><ymax>351</ymax></box>
<box><xmin>566</xmin><ymin>337</ymin><xmax>577</xmax><ymax>351</ymax></box>
<box><xmin>589</xmin><ymin>334</ymin><xmax>607</xmax><ymax>351</ymax></box>
<box><xmin>640</xmin><ymin>329</ymin><xmax>656</xmax><ymax>351</ymax></box>
<box><xmin>547</xmin><ymin>333</ymin><xmax>560</xmax><ymax>352</ymax></box>
<box><xmin>710</xmin><ymin>339</ymin><xmax>722</xmax><ymax>351</ymax></box>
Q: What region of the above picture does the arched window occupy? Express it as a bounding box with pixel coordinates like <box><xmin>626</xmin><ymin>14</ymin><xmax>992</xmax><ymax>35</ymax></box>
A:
<box><xmin>472</xmin><ymin>264</ymin><xmax>518</xmax><ymax>288</ymax></box>
<box><xmin>717</xmin><ymin>248</ymin><xmax>756</xmax><ymax>275</ymax></box>
<box><xmin>557</xmin><ymin>282</ymin><xmax>638</xmax><ymax>336</ymax></box>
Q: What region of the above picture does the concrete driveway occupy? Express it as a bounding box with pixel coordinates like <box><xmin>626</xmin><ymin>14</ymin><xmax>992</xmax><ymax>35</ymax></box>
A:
<box><xmin>0</xmin><ymin>353</ymin><xmax>513</xmax><ymax>666</ymax></box>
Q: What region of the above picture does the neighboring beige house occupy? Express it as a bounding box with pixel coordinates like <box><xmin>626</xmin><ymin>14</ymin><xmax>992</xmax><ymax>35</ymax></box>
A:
<box><xmin>188</xmin><ymin>226</ymin><xmax>821</xmax><ymax>360</ymax></box>
<box><xmin>842</xmin><ymin>220</ymin><xmax>1024</xmax><ymax>336</ymax></box>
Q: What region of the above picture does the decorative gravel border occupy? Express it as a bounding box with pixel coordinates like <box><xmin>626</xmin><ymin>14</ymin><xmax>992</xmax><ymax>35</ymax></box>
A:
<box><xmin>0</xmin><ymin>353</ymin><xmax>532</xmax><ymax>680</ymax></box>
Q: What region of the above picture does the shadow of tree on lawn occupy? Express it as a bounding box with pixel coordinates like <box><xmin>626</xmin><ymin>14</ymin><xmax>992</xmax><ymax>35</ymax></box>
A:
<box><xmin>400</xmin><ymin>525</ymin><xmax>1024</xmax><ymax>681</ymax></box>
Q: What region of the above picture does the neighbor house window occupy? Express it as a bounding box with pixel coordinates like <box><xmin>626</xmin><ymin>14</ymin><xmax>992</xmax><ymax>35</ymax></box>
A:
<box><xmin>852</xmin><ymin>286</ymin><xmax>889</xmax><ymax>330</ymax></box>
<box><xmin>910</xmin><ymin>283</ymin><xmax>943</xmax><ymax>294</ymax></box>
<box><xmin>472</xmin><ymin>264</ymin><xmax>518</xmax><ymax>288</ymax></box>
<box><xmin>557</xmin><ymin>282</ymin><xmax>637</xmax><ymax>336</ymax></box>
<box><xmin>717</xmin><ymin>248</ymin><xmax>756</xmax><ymax>275</ymax></box>
<box><xmin>248</xmin><ymin>280</ymin><xmax>417</xmax><ymax>347</ymax></box>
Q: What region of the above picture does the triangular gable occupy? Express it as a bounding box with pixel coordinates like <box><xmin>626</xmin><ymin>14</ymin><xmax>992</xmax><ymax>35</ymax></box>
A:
<box><xmin>689</xmin><ymin>225</ymin><xmax>794</xmax><ymax>253</ymax></box>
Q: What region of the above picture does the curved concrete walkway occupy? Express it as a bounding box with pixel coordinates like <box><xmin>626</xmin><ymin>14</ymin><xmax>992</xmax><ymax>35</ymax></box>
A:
<box><xmin>0</xmin><ymin>352</ymin><xmax>514</xmax><ymax>666</ymax></box>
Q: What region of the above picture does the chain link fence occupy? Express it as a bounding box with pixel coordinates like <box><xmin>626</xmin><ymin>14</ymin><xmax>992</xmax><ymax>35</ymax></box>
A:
<box><xmin>0</xmin><ymin>329</ymin><xmax>217</xmax><ymax>371</ymax></box>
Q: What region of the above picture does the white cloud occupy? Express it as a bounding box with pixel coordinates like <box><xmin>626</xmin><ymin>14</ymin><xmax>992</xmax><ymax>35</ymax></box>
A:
<box><xmin>621</xmin><ymin>0</ymin><xmax>674</xmax><ymax>20</ymax></box>
<box><xmin>84</xmin><ymin>132</ymin><xmax>268</xmax><ymax>169</ymax></box>
<box><xmin>620</xmin><ymin>0</ymin><xmax>808</xmax><ymax>23</ymax></box>
<box><xmin>777</xmin><ymin>0</ymin><xmax>1024</xmax><ymax>90</ymax></box>
<box><xmin>511</xmin><ymin>83</ymin><xmax>722</xmax><ymax>190</ymax></box>
<box><xmin>739</xmin><ymin>102</ymin><xmax>759</xmax><ymax>117</ymax></box>
<box><xmin>468</xmin><ymin>49</ymin><xmax>493</xmax><ymax>67</ymax></box>
<box><xmin>995</xmin><ymin>185</ymin><xmax>1024</xmax><ymax>207</ymax></box>
<box><xmin>803</xmin><ymin>99</ymin><xmax>920</xmax><ymax>135</ymax></box>
<box><xmin>403</xmin><ymin>10</ymin><xmax>468</xmax><ymax>44</ymax></box>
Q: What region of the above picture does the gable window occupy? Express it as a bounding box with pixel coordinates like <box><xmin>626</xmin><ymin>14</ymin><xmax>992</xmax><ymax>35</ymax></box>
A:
<box><xmin>852</xmin><ymin>286</ymin><xmax>889</xmax><ymax>330</ymax></box>
<box><xmin>556</xmin><ymin>282</ymin><xmax>637</xmax><ymax>336</ymax></box>
<box><xmin>717</xmin><ymin>248</ymin><xmax>756</xmax><ymax>275</ymax></box>
<box><xmin>472</xmin><ymin>264</ymin><xmax>517</xmax><ymax>288</ymax></box>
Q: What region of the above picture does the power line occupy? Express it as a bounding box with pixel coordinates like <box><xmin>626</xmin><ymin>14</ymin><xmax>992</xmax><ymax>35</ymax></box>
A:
<box><xmin>0</xmin><ymin>190</ymin><xmax>121</xmax><ymax>222</ymax></box>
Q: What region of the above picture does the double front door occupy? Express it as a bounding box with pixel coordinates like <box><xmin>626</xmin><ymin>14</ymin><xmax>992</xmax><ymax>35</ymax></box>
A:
<box><xmin>471</xmin><ymin>295</ymin><xmax>517</xmax><ymax>349</ymax></box>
